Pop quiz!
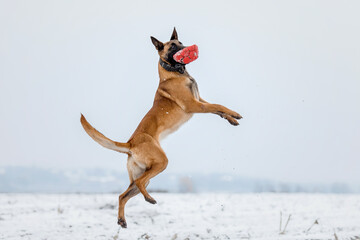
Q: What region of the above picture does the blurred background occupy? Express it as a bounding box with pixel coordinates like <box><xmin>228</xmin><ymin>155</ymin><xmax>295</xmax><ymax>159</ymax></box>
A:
<box><xmin>0</xmin><ymin>0</ymin><xmax>359</xmax><ymax>193</ymax></box>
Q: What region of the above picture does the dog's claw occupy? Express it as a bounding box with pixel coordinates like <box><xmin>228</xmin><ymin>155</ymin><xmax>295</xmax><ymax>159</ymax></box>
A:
<box><xmin>118</xmin><ymin>218</ymin><xmax>127</xmax><ymax>228</ymax></box>
<box><xmin>232</xmin><ymin>113</ymin><xmax>242</xmax><ymax>119</ymax></box>
<box><xmin>145</xmin><ymin>196</ymin><xmax>157</xmax><ymax>204</ymax></box>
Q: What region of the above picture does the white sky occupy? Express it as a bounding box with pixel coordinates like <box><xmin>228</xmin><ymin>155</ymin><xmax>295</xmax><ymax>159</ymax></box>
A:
<box><xmin>0</xmin><ymin>0</ymin><xmax>359</xmax><ymax>184</ymax></box>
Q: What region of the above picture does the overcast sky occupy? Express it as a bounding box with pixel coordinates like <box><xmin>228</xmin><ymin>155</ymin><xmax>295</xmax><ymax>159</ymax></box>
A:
<box><xmin>0</xmin><ymin>0</ymin><xmax>359</xmax><ymax>184</ymax></box>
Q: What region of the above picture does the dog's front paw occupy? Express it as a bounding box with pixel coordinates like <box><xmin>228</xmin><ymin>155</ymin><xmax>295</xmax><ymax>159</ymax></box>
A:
<box><xmin>226</xmin><ymin>116</ymin><xmax>239</xmax><ymax>126</ymax></box>
<box><xmin>220</xmin><ymin>114</ymin><xmax>239</xmax><ymax>126</ymax></box>
<box><xmin>230</xmin><ymin>111</ymin><xmax>242</xmax><ymax>120</ymax></box>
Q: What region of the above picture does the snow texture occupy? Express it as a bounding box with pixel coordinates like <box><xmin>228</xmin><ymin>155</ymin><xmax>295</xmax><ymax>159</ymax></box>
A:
<box><xmin>0</xmin><ymin>193</ymin><xmax>359</xmax><ymax>240</ymax></box>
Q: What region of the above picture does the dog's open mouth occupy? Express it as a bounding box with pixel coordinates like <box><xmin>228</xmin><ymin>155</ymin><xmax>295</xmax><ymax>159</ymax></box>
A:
<box><xmin>173</xmin><ymin>44</ymin><xmax>199</xmax><ymax>64</ymax></box>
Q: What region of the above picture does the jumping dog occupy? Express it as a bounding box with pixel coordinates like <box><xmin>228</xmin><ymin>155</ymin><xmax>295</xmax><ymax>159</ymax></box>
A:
<box><xmin>80</xmin><ymin>28</ymin><xmax>242</xmax><ymax>228</ymax></box>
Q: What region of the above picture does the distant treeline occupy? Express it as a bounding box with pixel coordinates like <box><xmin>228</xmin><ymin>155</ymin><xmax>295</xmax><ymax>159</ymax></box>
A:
<box><xmin>0</xmin><ymin>166</ymin><xmax>359</xmax><ymax>193</ymax></box>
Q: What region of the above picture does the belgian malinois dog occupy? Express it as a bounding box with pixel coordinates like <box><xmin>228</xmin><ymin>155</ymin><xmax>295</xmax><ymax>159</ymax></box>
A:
<box><xmin>80</xmin><ymin>28</ymin><xmax>242</xmax><ymax>228</ymax></box>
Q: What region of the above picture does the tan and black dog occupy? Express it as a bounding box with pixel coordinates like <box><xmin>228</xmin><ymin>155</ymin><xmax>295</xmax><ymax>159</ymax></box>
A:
<box><xmin>80</xmin><ymin>28</ymin><xmax>242</xmax><ymax>228</ymax></box>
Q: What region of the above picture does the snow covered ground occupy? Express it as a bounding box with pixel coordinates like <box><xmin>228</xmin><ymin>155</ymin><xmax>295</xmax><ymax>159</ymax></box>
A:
<box><xmin>0</xmin><ymin>193</ymin><xmax>359</xmax><ymax>240</ymax></box>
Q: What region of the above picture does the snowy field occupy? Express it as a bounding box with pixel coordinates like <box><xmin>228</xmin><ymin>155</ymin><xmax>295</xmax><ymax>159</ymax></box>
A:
<box><xmin>0</xmin><ymin>193</ymin><xmax>359</xmax><ymax>240</ymax></box>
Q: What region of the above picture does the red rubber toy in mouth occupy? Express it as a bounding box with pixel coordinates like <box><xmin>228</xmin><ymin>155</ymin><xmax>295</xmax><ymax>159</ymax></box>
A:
<box><xmin>173</xmin><ymin>44</ymin><xmax>199</xmax><ymax>64</ymax></box>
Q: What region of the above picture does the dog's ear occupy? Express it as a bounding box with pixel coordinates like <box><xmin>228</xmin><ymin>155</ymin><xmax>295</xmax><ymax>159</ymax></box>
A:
<box><xmin>170</xmin><ymin>27</ymin><xmax>178</xmax><ymax>40</ymax></box>
<box><xmin>150</xmin><ymin>36</ymin><xmax>164</xmax><ymax>51</ymax></box>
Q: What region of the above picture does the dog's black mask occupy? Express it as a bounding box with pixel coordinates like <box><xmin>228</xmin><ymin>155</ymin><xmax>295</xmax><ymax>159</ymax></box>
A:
<box><xmin>165</xmin><ymin>41</ymin><xmax>185</xmax><ymax>67</ymax></box>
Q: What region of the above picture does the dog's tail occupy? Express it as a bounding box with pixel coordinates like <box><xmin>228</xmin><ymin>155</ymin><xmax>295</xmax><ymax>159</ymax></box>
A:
<box><xmin>80</xmin><ymin>114</ymin><xmax>131</xmax><ymax>154</ymax></box>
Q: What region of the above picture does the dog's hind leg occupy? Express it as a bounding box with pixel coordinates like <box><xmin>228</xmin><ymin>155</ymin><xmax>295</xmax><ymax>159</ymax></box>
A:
<box><xmin>117</xmin><ymin>157</ymin><xmax>146</xmax><ymax>228</ymax></box>
<box><xmin>129</xmin><ymin>141</ymin><xmax>168</xmax><ymax>204</ymax></box>
<box><xmin>117</xmin><ymin>182</ymin><xmax>139</xmax><ymax>228</ymax></box>
<box><xmin>135</xmin><ymin>160</ymin><xmax>168</xmax><ymax>204</ymax></box>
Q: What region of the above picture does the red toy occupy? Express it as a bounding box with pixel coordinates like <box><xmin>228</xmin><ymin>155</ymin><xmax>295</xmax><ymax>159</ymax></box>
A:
<box><xmin>173</xmin><ymin>44</ymin><xmax>199</xmax><ymax>64</ymax></box>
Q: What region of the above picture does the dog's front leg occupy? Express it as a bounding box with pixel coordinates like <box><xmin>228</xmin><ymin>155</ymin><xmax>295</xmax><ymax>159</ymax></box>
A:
<box><xmin>158</xmin><ymin>88</ymin><xmax>242</xmax><ymax>125</ymax></box>
<box><xmin>186</xmin><ymin>98</ymin><xmax>242</xmax><ymax>125</ymax></box>
<box><xmin>199</xmin><ymin>97</ymin><xmax>241</xmax><ymax>125</ymax></box>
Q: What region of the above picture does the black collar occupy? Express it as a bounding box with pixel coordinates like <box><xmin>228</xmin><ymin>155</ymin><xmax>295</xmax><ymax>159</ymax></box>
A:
<box><xmin>159</xmin><ymin>58</ymin><xmax>185</xmax><ymax>74</ymax></box>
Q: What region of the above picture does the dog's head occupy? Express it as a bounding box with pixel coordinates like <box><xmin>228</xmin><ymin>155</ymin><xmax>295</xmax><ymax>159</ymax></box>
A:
<box><xmin>150</xmin><ymin>28</ymin><xmax>186</xmax><ymax>67</ymax></box>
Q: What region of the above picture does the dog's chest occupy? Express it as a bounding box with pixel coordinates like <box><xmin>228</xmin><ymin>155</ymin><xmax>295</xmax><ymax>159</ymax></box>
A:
<box><xmin>159</xmin><ymin>113</ymin><xmax>192</xmax><ymax>141</ymax></box>
<box><xmin>188</xmin><ymin>77</ymin><xmax>200</xmax><ymax>100</ymax></box>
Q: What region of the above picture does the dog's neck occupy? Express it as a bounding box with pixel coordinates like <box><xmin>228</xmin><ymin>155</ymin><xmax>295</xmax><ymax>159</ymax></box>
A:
<box><xmin>158</xmin><ymin>61</ymin><xmax>189</xmax><ymax>82</ymax></box>
<box><xmin>159</xmin><ymin>58</ymin><xmax>185</xmax><ymax>74</ymax></box>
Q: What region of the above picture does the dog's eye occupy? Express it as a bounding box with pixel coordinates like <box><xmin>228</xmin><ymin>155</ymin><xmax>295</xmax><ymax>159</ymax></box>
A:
<box><xmin>170</xmin><ymin>45</ymin><xmax>176</xmax><ymax>50</ymax></box>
